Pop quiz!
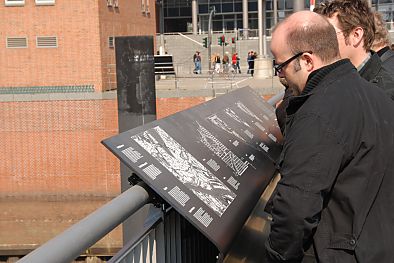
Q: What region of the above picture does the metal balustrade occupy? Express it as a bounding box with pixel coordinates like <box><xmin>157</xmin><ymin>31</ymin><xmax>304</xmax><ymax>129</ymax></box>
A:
<box><xmin>17</xmin><ymin>95</ymin><xmax>283</xmax><ymax>263</ymax></box>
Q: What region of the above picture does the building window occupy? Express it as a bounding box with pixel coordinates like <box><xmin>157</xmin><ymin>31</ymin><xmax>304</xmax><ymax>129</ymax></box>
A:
<box><xmin>35</xmin><ymin>0</ymin><xmax>55</xmax><ymax>5</ymax></box>
<box><xmin>108</xmin><ymin>36</ymin><xmax>114</xmax><ymax>48</ymax></box>
<box><xmin>5</xmin><ymin>0</ymin><xmax>25</xmax><ymax>6</ymax></box>
<box><xmin>142</xmin><ymin>0</ymin><xmax>150</xmax><ymax>14</ymax></box>
<box><xmin>6</xmin><ymin>37</ymin><xmax>28</xmax><ymax>48</ymax></box>
<box><xmin>36</xmin><ymin>36</ymin><xmax>58</xmax><ymax>48</ymax></box>
<box><xmin>107</xmin><ymin>0</ymin><xmax>118</xmax><ymax>7</ymax></box>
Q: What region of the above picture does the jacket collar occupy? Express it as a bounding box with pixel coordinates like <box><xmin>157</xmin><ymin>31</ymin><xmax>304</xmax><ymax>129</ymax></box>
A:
<box><xmin>379</xmin><ymin>47</ymin><xmax>394</xmax><ymax>63</ymax></box>
<box><xmin>358</xmin><ymin>52</ymin><xmax>383</xmax><ymax>82</ymax></box>
<box><xmin>286</xmin><ymin>59</ymin><xmax>353</xmax><ymax>115</ymax></box>
<box><xmin>377</xmin><ymin>46</ymin><xmax>390</xmax><ymax>57</ymax></box>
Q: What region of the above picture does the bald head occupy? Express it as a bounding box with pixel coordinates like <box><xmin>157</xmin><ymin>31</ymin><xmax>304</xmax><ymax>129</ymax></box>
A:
<box><xmin>275</xmin><ymin>11</ymin><xmax>328</xmax><ymax>33</ymax></box>
<box><xmin>272</xmin><ymin>11</ymin><xmax>340</xmax><ymax>63</ymax></box>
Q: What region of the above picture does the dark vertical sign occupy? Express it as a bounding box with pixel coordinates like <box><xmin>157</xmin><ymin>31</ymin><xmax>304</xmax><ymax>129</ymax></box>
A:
<box><xmin>115</xmin><ymin>36</ymin><xmax>158</xmax><ymax>244</ymax></box>
<box><xmin>115</xmin><ymin>36</ymin><xmax>156</xmax><ymax>134</ymax></box>
<box><xmin>103</xmin><ymin>87</ymin><xmax>283</xmax><ymax>254</ymax></box>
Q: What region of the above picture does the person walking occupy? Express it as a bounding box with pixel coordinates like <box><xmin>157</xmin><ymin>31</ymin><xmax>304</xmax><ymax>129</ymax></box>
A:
<box><xmin>214</xmin><ymin>54</ymin><xmax>221</xmax><ymax>73</ymax></box>
<box><xmin>250</xmin><ymin>51</ymin><xmax>256</xmax><ymax>76</ymax></box>
<box><xmin>265</xmin><ymin>10</ymin><xmax>394</xmax><ymax>263</ymax></box>
<box><xmin>247</xmin><ymin>51</ymin><xmax>253</xmax><ymax>74</ymax></box>
<box><xmin>222</xmin><ymin>52</ymin><xmax>230</xmax><ymax>73</ymax></box>
<box><xmin>193</xmin><ymin>51</ymin><xmax>201</xmax><ymax>74</ymax></box>
<box><xmin>232</xmin><ymin>52</ymin><xmax>241</xmax><ymax>73</ymax></box>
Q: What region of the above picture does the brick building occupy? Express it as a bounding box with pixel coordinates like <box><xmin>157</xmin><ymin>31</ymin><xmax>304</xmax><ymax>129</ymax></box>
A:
<box><xmin>0</xmin><ymin>0</ymin><xmax>156</xmax><ymax>92</ymax></box>
<box><xmin>0</xmin><ymin>0</ymin><xmax>157</xmax><ymax>198</ymax></box>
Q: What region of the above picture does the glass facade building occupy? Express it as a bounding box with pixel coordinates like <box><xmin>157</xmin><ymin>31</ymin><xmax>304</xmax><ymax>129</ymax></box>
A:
<box><xmin>163</xmin><ymin>0</ymin><xmax>293</xmax><ymax>32</ymax></box>
<box><xmin>162</xmin><ymin>0</ymin><xmax>394</xmax><ymax>33</ymax></box>
<box><xmin>374</xmin><ymin>0</ymin><xmax>394</xmax><ymax>22</ymax></box>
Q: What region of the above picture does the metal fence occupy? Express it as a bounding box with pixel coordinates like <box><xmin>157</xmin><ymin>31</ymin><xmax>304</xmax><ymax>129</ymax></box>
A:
<box><xmin>17</xmin><ymin>95</ymin><xmax>283</xmax><ymax>263</ymax></box>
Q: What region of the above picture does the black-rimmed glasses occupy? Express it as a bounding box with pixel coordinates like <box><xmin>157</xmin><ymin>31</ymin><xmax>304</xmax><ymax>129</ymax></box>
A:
<box><xmin>274</xmin><ymin>51</ymin><xmax>312</xmax><ymax>75</ymax></box>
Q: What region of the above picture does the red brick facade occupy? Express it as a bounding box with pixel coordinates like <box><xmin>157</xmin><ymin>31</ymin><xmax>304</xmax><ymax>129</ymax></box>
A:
<box><xmin>0</xmin><ymin>97</ymin><xmax>209</xmax><ymax>197</ymax></box>
<box><xmin>0</xmin><ymin>0</ymin><xmax>156</xmax><ymax>91</ymax></box>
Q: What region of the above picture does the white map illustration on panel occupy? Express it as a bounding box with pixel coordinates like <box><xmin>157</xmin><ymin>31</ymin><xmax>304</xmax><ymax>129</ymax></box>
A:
<box><xmin>236</xmin><ymin>101</ymin><xmax>264</xmax><ymax>123</ymax></box>
<box><xmin>132</xmin><ymin>126</ymin><xmax>236</xmax><ymax>217</ymax></box>
<box><xmin>207</xmin><ymin>114</ymin><xmax>246</xmax><ymax>142</ymax></box>
<box><xmin>224</xmin><ymin>108</ymin><xmax>251</xmax><ymax>128</ymax></box>
<box><xmin>196</xmin><ymin>122</ymin><xmax>250</xmax><ymax>177</ymax></box>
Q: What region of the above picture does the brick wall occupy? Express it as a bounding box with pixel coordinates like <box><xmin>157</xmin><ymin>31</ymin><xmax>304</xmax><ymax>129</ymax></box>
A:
<box><xmin>156</xmin><ymin>97</ymin><xmax>208</xmax><ymax>119</ymax></box>
<box><xmin>0</xmin><ymin>1</ymin><xmax>102</xmax><ymax>89</ymax></box>
<box><xmin>0</xmin><ymin>95</ymin><xmax>273</xmax><ymax>197</ymax></box>
<box><xmin>0</xmin><ymin>99</ymin><xmax>120</xmax><ymax>197</ymax></box>
<box><xmin>0</xmin><ymin>0</ymin><xmax>156</xmax><ymax>92</ymax></box>
<box><xmin>0</xmin><ymin>96</ymin><xmax>207</xmax><ymax>198</ymax></box>
<box><xmin>98</xmin><ymin>0</ymin><xmax>157</xmax><ymax>91</ymax></box>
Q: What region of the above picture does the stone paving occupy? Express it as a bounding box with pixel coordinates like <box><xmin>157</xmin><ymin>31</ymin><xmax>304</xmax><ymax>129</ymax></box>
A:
<box><xmin>155</xmin><ymin>73</ymin><xmax>284</xmax><ymax>98</ymax></box>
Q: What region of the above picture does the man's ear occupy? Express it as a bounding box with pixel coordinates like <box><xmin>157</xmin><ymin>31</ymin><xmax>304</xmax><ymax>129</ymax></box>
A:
<box><xmin>302</xmin><ymin>53</ymin><xmax>314</xmax><ymax>72</ymax></box>
<box><xmin>349</xmin><ymin>26</ymin><xmax>364</xmax><ymax>48</ymax></box>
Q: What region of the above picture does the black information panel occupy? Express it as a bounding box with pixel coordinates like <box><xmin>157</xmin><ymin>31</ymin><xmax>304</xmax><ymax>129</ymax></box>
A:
<box><xmin>102</xmin><ymin>87</ymin><xmax>283</xmax><ymax>254</ymax></box>
<box><xmin>115</xmin><ymin>36</ymin><xmax>159</xmax><ymax>244</ymax></box>
<box><xmin>115</xmin><ymin>36</ymin><xmax>156</xmax><ymax>133</ymax></box>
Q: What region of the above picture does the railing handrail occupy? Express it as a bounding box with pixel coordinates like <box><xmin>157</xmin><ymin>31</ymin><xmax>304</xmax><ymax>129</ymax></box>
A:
<box><xmin>268</xmin><ymin>90</ymin><xmax>285</xmax><ymax>106</ymax></box>
<box><xmin>18</xmin><ymin>184</ymin><xmax>151</xmax><ymax>263</ymax></box>
<box><xmin>178</xmin><ymin>32</ymin><xmax>203</xmax><ymax>46</ymax></box>
<box><xmin>108</xmin><ymin>207</ymin><xmax>163</xmax><ymax>263</ymax></box>
<box><xmin>16</xmin><ymin>93</ymin><xmax>285</xmax><ymax>263</ymax></box>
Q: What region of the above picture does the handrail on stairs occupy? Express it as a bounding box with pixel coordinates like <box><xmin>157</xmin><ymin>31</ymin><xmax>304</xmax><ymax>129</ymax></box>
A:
<box><xmin>177</xmin><ymin>32</ymin><xmax>203</xmax><ymax>46</ymax></box>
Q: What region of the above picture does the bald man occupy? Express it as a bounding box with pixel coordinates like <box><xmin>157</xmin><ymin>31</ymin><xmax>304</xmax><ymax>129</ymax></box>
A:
<box><xmin>265</xmin><ymin>11</ymin><xmax>394</xmax><ymax>263</ymax></box>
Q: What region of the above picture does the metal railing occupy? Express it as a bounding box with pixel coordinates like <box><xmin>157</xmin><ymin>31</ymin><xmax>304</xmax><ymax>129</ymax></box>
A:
<box><xmin>17</xmin><ymin>94</ymin><xmax>284</xmax><ymax>263</ymax></box>
<box><xmin>18</xmin><ymin>183</ymin><xmax>151</xmax><ymax>263</ymax></box>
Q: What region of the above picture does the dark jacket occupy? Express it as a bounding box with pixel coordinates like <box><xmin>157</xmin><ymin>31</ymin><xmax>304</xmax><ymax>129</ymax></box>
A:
<box><xmin>264</xmin><ymin>60</ymin><xmax>394</xmax><ymax>263</ymax></box>
<box><xmin>275</xmin><ymin>87</ymin><xmax>293</xmax><ymax>134</ymax></box>
<box><xmin>359</xmin><ymin>52</ymin><xmax>394</xmax><ymax>100</ymax></box>
<box><xmin>377</xmin><ymin>46</ymin><xmax>394</xmax><ymax>75</ymax></box>
<box><xmin>275</xmin><ymin>53</ymin><xmax>394</xmax><ymax>133</ymax></box>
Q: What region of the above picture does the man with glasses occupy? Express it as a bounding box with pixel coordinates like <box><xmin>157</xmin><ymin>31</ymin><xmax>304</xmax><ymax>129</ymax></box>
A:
<box><xmin>315</xmin><ymin>0</ymin><xmax>394</xmax><ymax>100</ymax></box>
<box><xmin>264</xmin><ymin>10</ymin><xmax>394</xmax><ymax>263</ymax></box>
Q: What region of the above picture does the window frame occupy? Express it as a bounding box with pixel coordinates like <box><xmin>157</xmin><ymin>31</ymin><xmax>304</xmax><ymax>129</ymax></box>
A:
<box><xmin>5</xmin><ymin>0</ymin><xmax>25</xmax><ymax>7</ymax></box>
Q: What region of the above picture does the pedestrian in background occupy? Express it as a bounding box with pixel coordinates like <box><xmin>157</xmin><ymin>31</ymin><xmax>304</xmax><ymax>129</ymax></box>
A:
<box><xmin>214</xmin><ymin>54</ymin><xmax>221</xmax><ymax>73</ymax></box>
<box><xmin>371</xmin><ymin>11</ymin><xmax>394</xmax><ymax>74</ymax></box>
<box><xmin>193</xmin><ymin>51</ymin><xmax>201</xmax><ymax>74</ymax></box>
<box><xmin>247</xmin><ymin>51</ymin><xmax>253</xmax><ymax>74</ymax></box>
<box><xmin>232</xmin><ymin>52</ymin><xmax>241</xmax><ymax>73</ymax></box>
<box><xmin>250</xmin><ymin>51</ymin><xmax>256</xmax><ymax>76</ymax></box>
<box><xmin>223</xmin><ymin>52</ymin><xmax>230</xmax><ymax>73</ymax></box>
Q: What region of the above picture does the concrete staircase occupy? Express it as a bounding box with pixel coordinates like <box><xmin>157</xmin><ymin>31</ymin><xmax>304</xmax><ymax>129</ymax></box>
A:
<box><xmin>156</xmin><ymin>33</ymin><xmax>272</xmax><ymax>76</ymax></box>
<box><xmin>157</xmin><ymin>29</ymin><xmax>394</xmax><ymax>77</ymax></box>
